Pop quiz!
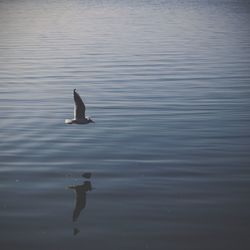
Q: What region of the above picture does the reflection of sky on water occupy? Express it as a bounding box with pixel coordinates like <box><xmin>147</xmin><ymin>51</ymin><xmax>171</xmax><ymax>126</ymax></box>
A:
<box><xmin>0</xmin><ymin>1</ymin><xmax>250</xmax><ymax>250</ymax></box>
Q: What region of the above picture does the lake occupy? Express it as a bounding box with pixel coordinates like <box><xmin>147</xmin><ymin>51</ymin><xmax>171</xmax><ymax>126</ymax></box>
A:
<box><xmin>0</xmin><ymin>0</ymin><xmax>250</xmax><ymax>249</ymax></box>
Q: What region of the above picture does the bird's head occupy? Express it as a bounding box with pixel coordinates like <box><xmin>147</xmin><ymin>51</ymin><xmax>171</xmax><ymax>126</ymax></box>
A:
<box><xmin>88</xmin><ymin>118</ymin><xmax>95</xmax><ymax>123</ymax></box>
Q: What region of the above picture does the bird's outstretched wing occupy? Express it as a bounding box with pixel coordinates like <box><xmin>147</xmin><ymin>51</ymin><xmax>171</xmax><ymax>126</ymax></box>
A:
<box><xmin>69</xmin><ymin>185</ymin><xmax>86</xmax><ymax>222</ymax></box>
<box><xmin>73</xmin><ymin>89</ymin><xmax>86</xmax><ymax>120</ymax></box>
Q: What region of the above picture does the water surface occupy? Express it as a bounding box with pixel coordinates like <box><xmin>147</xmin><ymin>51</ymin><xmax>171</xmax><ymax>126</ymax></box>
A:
<box><xmin>0</xmin><ymin>0</ymin><xmax>250</xmax><ymax>249</ymax></box>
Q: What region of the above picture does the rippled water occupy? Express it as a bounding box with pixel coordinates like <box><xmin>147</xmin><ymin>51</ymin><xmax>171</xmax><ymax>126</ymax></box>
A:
<box><xmin>0</xmin><ymin>0</ymin><xmax>250</xmax><ymax>249</ymax></box>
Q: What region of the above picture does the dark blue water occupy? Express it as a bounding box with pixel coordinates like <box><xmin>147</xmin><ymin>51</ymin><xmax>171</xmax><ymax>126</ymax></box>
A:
<box><xmin>0</xmin><ymin>0</ymin><xmax>250</xmax><ymax>249</ymax></box>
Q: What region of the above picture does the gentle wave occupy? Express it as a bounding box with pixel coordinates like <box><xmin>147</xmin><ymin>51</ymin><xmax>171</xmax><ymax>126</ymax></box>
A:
<box><xmin>1</xmin><ymin>0</ymin><xmax>250</xmax><ymax>249</ymax></box>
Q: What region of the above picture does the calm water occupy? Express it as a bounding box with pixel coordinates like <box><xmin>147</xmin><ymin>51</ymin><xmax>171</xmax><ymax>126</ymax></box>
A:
<box><xmin>0</xmin><ymin>0</ymin><xmax>250</xmax><ymax>249</ymax></box>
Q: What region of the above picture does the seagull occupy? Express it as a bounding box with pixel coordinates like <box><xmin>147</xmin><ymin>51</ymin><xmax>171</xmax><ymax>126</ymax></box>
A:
<box><xmin>65</xmin><ymin>89</ymin><xmax>94</xmax><ymax>124</ymax></box>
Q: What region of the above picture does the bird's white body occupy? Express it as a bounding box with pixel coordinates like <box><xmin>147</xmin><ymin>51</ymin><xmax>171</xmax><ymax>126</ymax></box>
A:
<box><xmin>65</xmin><ymin>89</ymin><xmax>94</xmax><ymax>125</ymax></box>
<box><xmin>65</xmin><ymin>118</ymin><xmax>92</xmax><ymax>124</ymax></box>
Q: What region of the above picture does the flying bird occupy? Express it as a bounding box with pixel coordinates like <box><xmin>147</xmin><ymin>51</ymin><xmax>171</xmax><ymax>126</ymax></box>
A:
<box><xmin>65</xmin><ymin>89</ymin><xmax>94</xmax><ymax>124</ymax></box>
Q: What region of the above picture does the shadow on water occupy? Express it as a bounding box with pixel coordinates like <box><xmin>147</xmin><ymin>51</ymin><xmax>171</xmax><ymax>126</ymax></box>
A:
<box><xmin>68</xmin><ymin>173</ymin><xmax>92</xmax><ymax>236</ymax></box>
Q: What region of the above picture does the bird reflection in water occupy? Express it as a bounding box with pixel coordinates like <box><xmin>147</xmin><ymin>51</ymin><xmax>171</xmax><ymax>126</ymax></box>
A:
<box><xmin>69</xmin><ymin>180</ymin><xmax>92</xmax><ymax>222</ymax></box>
<box><xmin>68</xmin><ymin>173</ymin><xmax>92</xmax><ymax>235</ymax></box>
